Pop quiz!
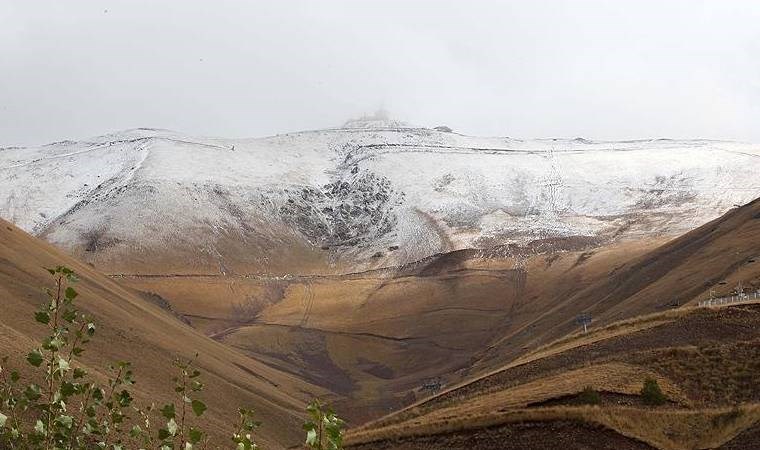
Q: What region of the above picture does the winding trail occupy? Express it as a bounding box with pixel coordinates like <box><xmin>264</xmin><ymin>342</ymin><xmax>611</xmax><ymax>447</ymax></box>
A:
<box><xmin>298</xmin><ymin>281</ymin><xmax>314</xmax><ymax>327</ymax></box>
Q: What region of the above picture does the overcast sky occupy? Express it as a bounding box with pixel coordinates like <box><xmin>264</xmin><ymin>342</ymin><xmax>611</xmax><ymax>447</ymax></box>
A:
<box><xmin>2</xmin><ymin>0</ymin><xmax>760</xmax><ymax>145</ymax></box>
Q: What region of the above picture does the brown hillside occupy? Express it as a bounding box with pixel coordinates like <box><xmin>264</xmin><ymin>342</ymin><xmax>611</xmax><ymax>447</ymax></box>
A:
<box><xmin>343</xmin><ymin>199</ymin><xmax>760</xmax><ymax>449</ymax></box>
<box><xmin>346</xmin><ymin>303</ymin><xmax>760</xmax><ymax>450</ymax></box>
<box><xmin>0</xmin><ymin>219</ymin><xmax>327</xmax><ymax>448</ymax></box>
<box><xmin>115</xmin><ymin>237</ymin><xmax>663</xmax><ymax>422</ymax></box>
<box><xmin>471</xmin><ymin>197</ymin><xmax>760</xmax><ymax>372</ymax></box>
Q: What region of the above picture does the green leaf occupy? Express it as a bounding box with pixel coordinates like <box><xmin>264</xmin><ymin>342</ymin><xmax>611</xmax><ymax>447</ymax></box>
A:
<box><xmin>55</xmin><ymin>415</ymin><xmax>74</xmax><ymax>429</ymax></box>
<box><xmin>65</xmin><ymin>286</ymin><xmax>78</xmax><ymax>300</ymax></box>
<box><xmin>42</xmin><ymin>336</ymin><xmax>63</xmax><ymax>351</ymax></box>
<box><xmin>305</xmin><ymin>428</ymin><xmax>317</xmax><ymax>446</ymax></box>
<box><xmin>129</xmin><ymin>424</ymin><xmax>143</xmax><ymax>438</ymax></box>
<box><xmin>61</xmin><ymin>381</ymin><xmax>77</xmax><ymax>397</ymax></box>
<box><xmin>166</xmin><ymin>418</ymin><xmax>178</xmax><ymax>436</ymax></box>
<box><xmin>73</xmin><ymin>367</ymin><xmax>87</xmax><ymax>379</ymax></box>
<box><xmin>58</xmin><ymin>357</ymin><xmax>70</xmax><ymax>372</ymax></box>
<box><xmin>34</xmin><ymin>419</ymin><xmax>45</xmax><ymax>435</ymax></box>
<box><xmin>27</xmin><ymin>350</ymin><xmax>43</xmax><ymax>367</ymax></box>
<box><xmin>188</xmin><ymin>427</ymin><xmax>203</xmax><ymax>444</ymax></box>
<box><xmin>62</xmin><ymin>309</ymin><xmax>77</xmax><ymax>323</ymax></box>
<box><xmin>160</xmin><ymin>403</ymin><xmax>175</xmax><ymax>419</ymax></box>
<box><xmin>35</xmin><ymin>311</ymin><xmax>51</xmax><ymax>324</ymax></box>
<box><xmin>25</xmin><ymin>384</ymin><xmax>42</xmax><ymax>400</ymax></box>
<box><xmin>117</xmin><ymin>389</ymin><xmax>133</xmax><ymax>407</ymax></box>
<box><xmin>191</xmin><ymin>399</ymin><xmax>207</xmax><ymax>417</ymax></box>
<box><xmin>0</xmin><ymin>412</ymin><xmax>7</xmax><ymax>428</ymax></box>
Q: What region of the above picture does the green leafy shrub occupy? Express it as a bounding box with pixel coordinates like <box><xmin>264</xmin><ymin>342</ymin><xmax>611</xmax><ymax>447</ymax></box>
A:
<box><xmin>232</xmin><ymin>408</ymin><xmax>261</xmax><ymax>449</ymax></box>
<box><xmin>577</xmin><ymin>386</ymin><xmax>601</xmax><ymax>405</ymax></box>
<box><xmin>640</xmin><ymin>378</ymin><xmax>667</xmax><ymax>406</ymax></box>
<box><xmin>303</xmin><ymin>399</ymin><xmax>345</xmax><ymax>450</ymax></box>
<box><xmin>0</xmin><ymin>266</ymin><xmax>343</xmax><ymax>449</ymax></box>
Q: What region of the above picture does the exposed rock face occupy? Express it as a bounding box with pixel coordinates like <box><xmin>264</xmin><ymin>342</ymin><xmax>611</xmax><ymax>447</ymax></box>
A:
<box><xmin>279</xmin><ymin>170</ymin><xmax>403</xmax><ymax>248</ymax></box>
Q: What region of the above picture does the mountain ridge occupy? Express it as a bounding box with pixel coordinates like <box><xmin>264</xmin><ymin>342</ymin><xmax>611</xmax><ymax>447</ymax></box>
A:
<box><xmin>3</xmin><ymin>125</ymin><xmax>760</xmax><ymax>276</ymax></box>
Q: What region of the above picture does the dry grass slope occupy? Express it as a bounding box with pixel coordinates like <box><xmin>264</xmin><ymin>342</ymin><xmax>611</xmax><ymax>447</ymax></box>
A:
<box><xmin>345</xmin><ymin>301</ymin><xmax>760</xmax><ymax>450</ymax></box>
<box><xmin>0</xmin><ymin>219</ymin><xmax>328</xmax><ymax>449</ymax></box>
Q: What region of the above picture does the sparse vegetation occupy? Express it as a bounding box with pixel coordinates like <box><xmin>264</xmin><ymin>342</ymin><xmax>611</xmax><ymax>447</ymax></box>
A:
<box><xmin>640</xmin><ymin>378</ymin><xmax>667</xmax><ymax>406</ymax></box>
<box><xmin>712</xmin><ymin>406</ymin><xmax>744</xmax><ymax>428</ymax></box>
<box><xmin>345</xmin><ymin>301</ymin><xmax>760</xmax><ymax>449</ymax></box>
<box><xmin>344</xmin><ymin>404</ymin><xmax>760</xmax><ymax>450</ymax></box>
<box><xmin>0</xmin><ymin>266</ymin><xmax>344</xmax><ymax>449</ymax></box>
<box><xmin>577</xmin><ymin>386</ymin><xmax>601</xmax><ymax>405</ymax></box>
<box><xmin>633</xmin><ymin>341</ymin><xmax>760</xmax><ymax>406</ymax></box>
<box><xmin>230</xmin><ymin>294</ymin><xmax>268</xmax><ymax>323</ymax></box>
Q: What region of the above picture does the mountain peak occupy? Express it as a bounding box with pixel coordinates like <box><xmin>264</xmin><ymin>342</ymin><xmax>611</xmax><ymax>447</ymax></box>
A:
<box><xmin>341</xmin><ymin>109</ymin><xmax>409</xmax><ymax>129</ymax></box>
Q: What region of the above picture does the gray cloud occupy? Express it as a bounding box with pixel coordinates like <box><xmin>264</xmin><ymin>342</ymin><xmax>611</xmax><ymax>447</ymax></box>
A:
<box><xmin>1</xmin><ymin>0</ymin><xmax>759</xmax><ymax>145</ymax></box>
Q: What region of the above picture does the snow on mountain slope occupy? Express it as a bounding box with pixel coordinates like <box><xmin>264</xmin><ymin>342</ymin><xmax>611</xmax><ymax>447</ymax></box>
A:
<box><xmin>2</xmin><ymin>124</ymin><xmax>760</xmax><ymax>274</ymax></box>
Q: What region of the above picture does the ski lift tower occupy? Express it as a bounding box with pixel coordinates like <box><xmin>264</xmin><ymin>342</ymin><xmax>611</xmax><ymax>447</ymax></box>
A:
<box><xmin>576</xmin><ymin>313</ymin><xmax>592</xmax><ymax>333</ymax></box>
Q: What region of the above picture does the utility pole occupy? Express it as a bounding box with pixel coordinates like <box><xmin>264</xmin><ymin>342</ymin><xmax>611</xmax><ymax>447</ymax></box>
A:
<box><xmin>576</xmin><ymin>313</ymin><xmax>592</xmax><ymax>333</ymax></box>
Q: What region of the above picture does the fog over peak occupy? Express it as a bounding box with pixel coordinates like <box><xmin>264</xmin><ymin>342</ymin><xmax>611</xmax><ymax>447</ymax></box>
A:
<box><xmin>2</xmin><ymin>0</ymin><xmax>760</xmax><ymax>146</ymax></box>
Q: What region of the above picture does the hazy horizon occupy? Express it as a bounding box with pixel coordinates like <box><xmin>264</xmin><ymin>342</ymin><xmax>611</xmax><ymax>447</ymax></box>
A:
<box><xmin>2</xmin><ymin>0</ymin><xmax>760</xmax><ymax>146</ymax></box>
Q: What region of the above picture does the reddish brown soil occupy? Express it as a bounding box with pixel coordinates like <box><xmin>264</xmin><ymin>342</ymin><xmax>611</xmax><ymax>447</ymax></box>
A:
<box><xmin>346</xmin><ymin>421</ymin><xmax>655</xmax><ymax>450</ymax></box>
<box><xmin>719</xmin><ymin>425</ymin><xmax>760</xmax><ymax>450</ymax></box>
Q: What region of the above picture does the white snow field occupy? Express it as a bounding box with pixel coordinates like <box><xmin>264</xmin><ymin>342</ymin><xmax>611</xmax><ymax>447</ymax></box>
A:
<box><xmin>2</xmin><ymin>122</ymin><xmax>760</xmax><ymax>274</ymax></box>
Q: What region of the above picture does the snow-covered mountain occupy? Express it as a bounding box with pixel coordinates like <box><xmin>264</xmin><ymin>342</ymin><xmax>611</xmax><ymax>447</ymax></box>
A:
<box><xmin>2</xmin><ymin>123</ymin><xmax>760</xmax><ymax>274</ymax></box>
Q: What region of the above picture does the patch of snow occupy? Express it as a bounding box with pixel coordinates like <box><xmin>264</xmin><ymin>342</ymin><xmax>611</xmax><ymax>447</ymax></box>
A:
<box><xmin>2</xmin><ymin>125</ymin><xmax>760</xmax><ymax>271</ymax></box>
